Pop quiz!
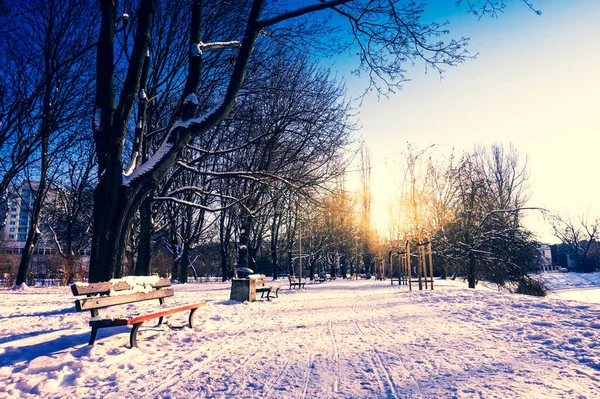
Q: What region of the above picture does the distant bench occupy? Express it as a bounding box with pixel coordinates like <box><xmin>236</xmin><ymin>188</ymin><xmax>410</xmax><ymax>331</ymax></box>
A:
<box><xmin>390</xmin><ymin>276</ymin><xmax>407</xmax><ymax>285</ymax></box>
<box><xmin>71</xmin><ymin>277</ymin><xmax>205</xmax><ymax>348</ymax></box>
<box><xmin>288</xmin><ymin>275</ymin><xmax>306</xmax><ymax>289</ymax></box>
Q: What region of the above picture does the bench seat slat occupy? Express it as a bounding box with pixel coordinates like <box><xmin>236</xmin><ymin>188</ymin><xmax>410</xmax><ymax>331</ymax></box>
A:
<box><xmin>72</xmin><ymin>281</ymin><xmax>131</xmax><ymax>296</ymax></box>
<box><xmin>71</xmin><ymin>278</ymin><xmax>171</xmax><ymax>296</ymax></box>
<box><xmin>75</xmin><ymin>288</ymin><xmax>174</xmax><ymax>311</ymax></box>
<box><xmin>89</xmin><ymin>302</ymin><xmax>206</xmax><ymax>327</ymax></box>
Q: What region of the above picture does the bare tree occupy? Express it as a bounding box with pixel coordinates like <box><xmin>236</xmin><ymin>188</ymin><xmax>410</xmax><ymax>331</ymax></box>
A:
<box><xmin>10</xmin><ymin>0</ymin><xmax>96</xmax><ymax>286</ymax></box>
<box><xmin>435</xmin><ymin>145</ymin><xmax>539</xmax><ymax>291</ymax></box>
<box><xmin>359</xmin><ymin>147</ymin><xmax>375</xmax><ymax>275</ymax></box>
<box><xmin>551</xmin><ymin>214</ymin><xmax>599</xmax><ymax>273</ymax></box>
<box><xmin>46</xmin><ymin>142</ymin><xmax>96</xmax><ymax>284</ymax></box>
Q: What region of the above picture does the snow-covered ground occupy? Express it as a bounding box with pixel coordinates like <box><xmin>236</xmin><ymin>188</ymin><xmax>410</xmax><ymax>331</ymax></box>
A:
<box><xmin>541</xmin><ymin>272</ymin><xmax>600</xmax><ymax>291</ymax></box>
<box><xmin>1</xmin><ymin>278</ymin><xmax>600</xmax><ymax>399</ymax></box>
<box><xmin>540</xmin><ymin>272</ymin><xmax>600</xmax><ymax>305</ymax></box>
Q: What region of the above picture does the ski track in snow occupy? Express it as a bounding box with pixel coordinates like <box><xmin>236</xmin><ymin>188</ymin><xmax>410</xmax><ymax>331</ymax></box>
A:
<box><xmin>328</xmin><ymin>318</ymin><xmax>340</xmax><ymax>393</ymax></box>
<box><xmin>352</xmin><ymin>303</ymin><xmax>398</xmax><ymax>399</ymax></box>
<box><xmin>1</xmin><ymin>277</ymin><xmax>600</xmax><ymax>398</ymax></box>
<box><xmin>366</xmin><ymin>306</ymin><xmax>425</xmax><ymax>399</ymax></box>
<box><xmin>261</xmin><ymin>359</ymin><xmax>289</xmax><ymax>399</ymax></box>
<box><xmin>300</xmin><ymin>353</ymin><xmax>314</xmax><ymax>399</ymax></box>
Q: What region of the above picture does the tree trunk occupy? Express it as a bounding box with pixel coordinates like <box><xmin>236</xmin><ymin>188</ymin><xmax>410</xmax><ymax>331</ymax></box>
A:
<box><xmin>219</xmin><ymin>211</ymin><xmax>231</xmax><ymax>281</ymax></box>
<box><xmin>270</xmin><ymin>238</ymin><xmax>278</xmax><ymax>279</ymax></box>
<box><xmin>330</xmin><ymin>252</ymin><xmax>337</xmax><ymax>278</ymax></box>
<box><xmin>180</xmin><ymin>241</ymin><xmax>190</xmax><ymax>283</ymax></box>
<box><xmin>287</xmin><ymin>249</ymin><xmax>294</xmax><ymax>276</ymax></box>
<box><xmin>309</xmin><ymin>259</ymin><xmax>315</xmax><ymax>280</ymax></box>
<box><xmin>15</xmin><ymin>177</ymin><xmax>47</xmax><ymax>286</ymax></box>
<box><xmin>89</xmin><ymin>183</ymin><xmax>135</xmax><ymax>282</ymax></box>
<box><xmin>15</xmin><ymin>219</ymin><xmax>41</xmax><ymax>286</ymax></box>
<box><xmin>15</xmin><ymin>117</ymin><xmax>50</xmax><ymax>285</ymax></box>
<box><xmin>135</xmin><ymin>197</ymin><xmax>153</xmax><ymax>275</ymax></box>
<box><xmin>220</xmin><ymin>246</ymin><xmax>229</xmax><ymax>281</ymax></box>
<box><xmin>89</xmin><ymin>0</ymin><xmax>264</xmax><ymax>282</ymax></box>
<box><xmin>238</xmin><ymin>209</ymin><xmax>252</xmax><ymax>270</ymax></box>
<box><xmin>340</xmin><ymin>253</ymin><xmax>347</xmax><ymax>279</ymax></box>
<box><xmin>468</xmin><ymin>253</ymin><xmax>476</xmax><ymax>288</ymax></box>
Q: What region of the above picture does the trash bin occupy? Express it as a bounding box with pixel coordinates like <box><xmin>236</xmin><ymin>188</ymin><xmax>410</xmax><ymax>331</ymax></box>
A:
<box><xmin>230</xmin><ymin>277</ymin><xmax>257</xmax><ymax>302</ymax></box>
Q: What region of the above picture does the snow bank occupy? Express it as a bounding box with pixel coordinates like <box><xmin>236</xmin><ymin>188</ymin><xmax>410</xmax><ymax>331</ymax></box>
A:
<box><xmin>11</xmin><ymin>283</ymin><xmax>30</xmax><ymax>292</ymax></box>
<box><xmin>0</xmin><ymin>279</ymin><xmax>599</xmax><ymax>398</ymax></box>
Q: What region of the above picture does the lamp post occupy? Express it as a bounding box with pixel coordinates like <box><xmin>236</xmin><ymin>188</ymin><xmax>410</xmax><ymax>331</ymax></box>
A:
<box><xmin>298</xmin><ymin>217</ymin><xmax>302</xmax><ymax>284</ymax></box>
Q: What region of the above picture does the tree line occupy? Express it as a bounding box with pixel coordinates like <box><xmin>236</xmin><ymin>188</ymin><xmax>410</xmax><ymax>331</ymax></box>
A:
<box><xmin>0</xmin><ymin>0</ymin><xmax>543</xmax><ymax>285</ymax></box>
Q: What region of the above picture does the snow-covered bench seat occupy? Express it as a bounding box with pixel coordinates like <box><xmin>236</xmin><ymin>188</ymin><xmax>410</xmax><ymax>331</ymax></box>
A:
<box><xmin>71</xmin><ymin>276</ymin><xmax>205</xmax><ymax>348</ymax></box>
<box><xmin>252</xmin><ymin>274</ymin><xmax>281</xmax><ymax>300</ymax></box>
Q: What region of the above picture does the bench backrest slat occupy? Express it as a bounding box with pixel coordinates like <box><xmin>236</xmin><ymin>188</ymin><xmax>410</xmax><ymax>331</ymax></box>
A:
<box><xmin>75</xmin><ymin>288</ymin><xmax>174</xmax><ymax>311</ymax></box>
<box><xmin>71</xmin><ymin>278</ymin><xmax>171</xmax><ymax>296</ymax></box>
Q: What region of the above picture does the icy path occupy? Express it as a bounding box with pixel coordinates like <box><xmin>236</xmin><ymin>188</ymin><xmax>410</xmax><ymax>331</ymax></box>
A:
<box><xmin>1</xmin><ymin>280</ymin><xmax>599</xmax><ymax>398</ymax></box>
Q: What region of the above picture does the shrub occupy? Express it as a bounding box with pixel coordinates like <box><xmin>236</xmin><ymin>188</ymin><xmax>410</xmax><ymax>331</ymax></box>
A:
<box><xmin>514</xmin><ymin>276</ymin><xmax>547</xmax><ymax>297</ymax></box>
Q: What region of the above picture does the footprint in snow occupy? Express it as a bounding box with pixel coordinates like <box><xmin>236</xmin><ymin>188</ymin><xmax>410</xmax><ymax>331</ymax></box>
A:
<box><xmin>527</xmin><ymin>334</ymin><xmax>547</xmax><ymax>340</ymax></box>
<box><xmin>530</xmin><ymin>321</ymin><xmax>555</xmax><ymax>327</ymax></box>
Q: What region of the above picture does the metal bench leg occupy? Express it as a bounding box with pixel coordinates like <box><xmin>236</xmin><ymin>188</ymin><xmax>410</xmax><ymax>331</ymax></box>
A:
<box><xmin>274</xmin><ymin>287</ymin><xmax>280</xmax><ymax>298</ymax></box>
<box><xmin>130</xmin><ymin>322</ymin><xmax>143</xmax><ymax>348</ymax></box>
<box><xmin>157</xmin><ymin>316</ymin><xmax>164</xmax><ymax>326</ymax></box>
<box><xmin>189</xmin><ymin>307</ymin><xmax>198</xmax><ymax>328</ymax></box>
<box><xmin>89</xmin><ymin>326</ymin><xmax>99</xmax><ymax>345</ymax></box>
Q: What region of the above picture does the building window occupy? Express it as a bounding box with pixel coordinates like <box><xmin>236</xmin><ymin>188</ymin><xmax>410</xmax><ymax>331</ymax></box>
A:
<box><xmin>9</xmin><ymin>234</ymin><xmax>14</xmax><ymax>239</ymax></box>
<box><xmin>9</xmin><ymin>221</ymin><xmax>16</xmax><ymax>225</ymax></box>
<box><xmin>11</xmin><ymin>214</ymin><xmax>16</xmax><ymax>218</ymax></box>
<box><xmin>18</xmin><ymin>234</ymin><xmax>26</xmax><ymax>241</ymax></box>
<box><xmin>9</xmin><ymin>228</ymin><xmax>15</xmax><ymax>232</ymax></box>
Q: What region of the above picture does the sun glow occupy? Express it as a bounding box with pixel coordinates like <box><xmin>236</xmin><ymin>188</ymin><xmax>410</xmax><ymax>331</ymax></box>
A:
<box><xmin>349</xmin><ymin>0</ymin><xmax>600</xmax><ymax>243</ymax></box>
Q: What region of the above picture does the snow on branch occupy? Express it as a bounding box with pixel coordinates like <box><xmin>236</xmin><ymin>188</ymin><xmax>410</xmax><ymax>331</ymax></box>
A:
<box><xmin>123</xmin><ymin>150</ymin><xmax>139</xmax><ymax>176</ymax></box>
<box><xmin>47</xmin><ymin>224</ymin><xmax>67</xmax><ymax>258</ymax></box>
<box><xmin>191</xmin><ymin>41</ymin><xmax>241</xmax><ymax>56</ymax></box>
<box><xmin>171</xmin><ymin>103</ymin><xmax>221</xmax><ymax>131</ymax></box>
<box><xmin>122</xmin><ymin>104</ymin><xmax>222</xmax><ymax>186</ymax></box>
<box><xmin>153</xmin><ymin>194</ymin><xmax>249</xmax><ymax>213</ymax></box>
<box><xmin>93</xmin><ymin>109</ymin><xmax>101</xmax><ymax>131</ymax></box>
<box><xmin>122</xmin><ymin>140</ymin><xmax>173</xmax><ymax>185</ymax></box>
<box><xmin>184</xmin><ymin>93</ymin><xmax>198</xmax><ymax>105</ymax></box>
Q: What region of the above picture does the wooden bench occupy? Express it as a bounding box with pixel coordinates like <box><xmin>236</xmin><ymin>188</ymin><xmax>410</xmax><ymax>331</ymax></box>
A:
<box><xmin>288</xmin><ymin>275</ymin><xmax>306</xmax><ymax>289</ymax></box>
<box><xmin>313</xmin><ymin>274</ymin><xmax>326</xmax><ymax>284</ymax></box>
<box><xmin>71</xmin><ymin>277</ymin><xmax>205</xmax><ymax>348</ymax></box>
<box><xmin>252</xmin><ymin>274</ymin><xmax>282</xmax><ymax>300</ymax></box>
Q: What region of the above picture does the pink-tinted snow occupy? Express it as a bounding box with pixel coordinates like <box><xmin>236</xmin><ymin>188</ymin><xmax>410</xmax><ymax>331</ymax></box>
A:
<box><xmin>0</xmin><ymin>278</ymin><xmax>599</xmax><ymax>398</ymax></box>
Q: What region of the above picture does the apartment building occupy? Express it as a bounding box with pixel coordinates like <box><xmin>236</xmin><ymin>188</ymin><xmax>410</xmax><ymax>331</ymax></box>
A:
<box><xmin>0</xmin><ymin>182</ymin><xmax>55</xmax><ymax>253</ymax></box>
